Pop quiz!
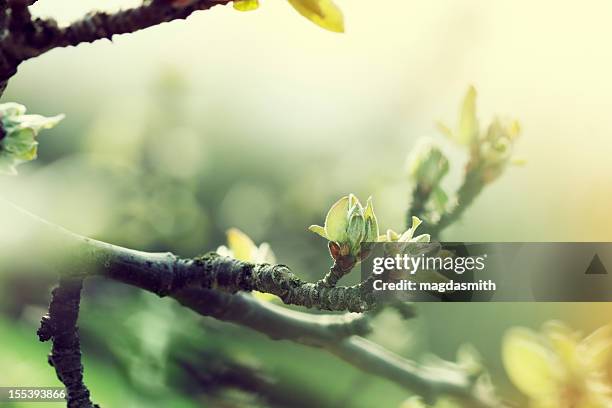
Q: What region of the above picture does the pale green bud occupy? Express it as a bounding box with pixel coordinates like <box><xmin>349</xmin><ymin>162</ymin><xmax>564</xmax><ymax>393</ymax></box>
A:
<box><xmin>347</xmin><ymin>212</ymin><xmax>365</xmax><ymax>253</ymax></box>
<box><xmin>310</xmin><ymin>194</ymin><xmax>381</xmax><ymax>260</ymax></box>
<box><xmin>364</xmin><ymin>218</ymin><xmax>377</xmax><ymax>243</ymax></box>
<box><xmin>363</xmin><ymin>197</ymin><xmax>379</xmax><ymax>242</ymax></box>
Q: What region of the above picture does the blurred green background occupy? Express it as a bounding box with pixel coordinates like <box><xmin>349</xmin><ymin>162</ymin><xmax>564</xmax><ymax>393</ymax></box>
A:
<box><xmin>1</xmin><ymin>0</ymin><xmax>612</xmax><ymax>406</ymax></box>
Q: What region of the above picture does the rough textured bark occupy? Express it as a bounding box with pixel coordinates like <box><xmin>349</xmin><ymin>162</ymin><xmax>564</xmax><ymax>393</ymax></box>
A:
<box><xmin>2</xmin><ymin>200</ymin><xmax>500</xmax><ymax>408</ymax></box>
<box><xmin>28</xmin><ymin>224</ymin><xmax>379</xmax><ymax>312</ymax></box>
<box><xmin>37</xmin><ymin>277</ymin><xmax>98</xmax><ymax>408</ymax></box>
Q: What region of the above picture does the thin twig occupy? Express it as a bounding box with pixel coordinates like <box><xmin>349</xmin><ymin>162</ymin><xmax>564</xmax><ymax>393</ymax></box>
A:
<box><xmin>318</xmin><ymin>260</ymin><xmax>355</xmax><ymax>287</ymax></box>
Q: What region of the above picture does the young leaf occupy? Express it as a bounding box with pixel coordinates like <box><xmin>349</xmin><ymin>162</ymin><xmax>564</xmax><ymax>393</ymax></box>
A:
<box><xmin>234</xmin><ymin>0</ymin><xmax>259</xmax><ymax>11</ymax></box>
<box><xmin>226</xmin><ymin>228</ymin><xmax>257</xmax><ymax>261</ymax></box>
<box><xmin>0</xmin><ymin>103</ymin><xmax>64</xmax><ymax>175</ymax></box>
<box><xmin>397</xmin><ymin>216</ymin><xmax>423</xmax><ymax>242</ymax></box>
<box><xmin>363</xmin><ymin>197</ymin><xmax>379</xmax><ymax>242</ymax></box>
<box><xmin>456</xmin><ymin>85</ymin><xmax>479</xmax><ymax>146</ymax></box>
<box><xmin>502</xmin><ymin>328</ymin><xmax>561</xmax><ymax>399</ymax></box>
<box><xmin>308</xmin><ymin>224</ymin><xmax>327</xmax><ymax>238</ymax></box>
<box><xmin>323</xmin><ymin>195</ymin><xmax>350</xmax><ymax>243</ymax></box>
<box><xmin>287</xmin><ymin>0</ymin><xmax>344</xmax><ymax>33</ymax></box>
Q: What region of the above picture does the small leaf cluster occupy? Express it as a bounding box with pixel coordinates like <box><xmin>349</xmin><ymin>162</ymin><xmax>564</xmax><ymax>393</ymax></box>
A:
<box><xmin>408</xmin><ymin>86</ymin><xmax>523</xmax><ymax>222</ymax></box>
<box><xmin>309</xmin><ymin>194</ymin><xmax>378</xmax><ymax>260</ymax></box>
<box><xmin>503</xmin><ymin>321</ymin><xmax>612</xmax><ymax>408</ymax></box>
<box><xmin>309</xmin><ymin>195</ymin><xmax>429</xmax><ymax>264</ymax></box>
<box><xmin>436</xmin><ymin>86</ymin><xmax>522</xmax><ymax>184</ymax></box>
<box><xmin>0</xmin><ymin>103</ymin><xmax>64</xmax><ymax>175</ymax></box>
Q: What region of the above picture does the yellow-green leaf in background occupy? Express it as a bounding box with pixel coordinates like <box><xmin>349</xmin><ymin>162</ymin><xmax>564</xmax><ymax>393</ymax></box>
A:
<box><xmin>456</xmin><ymin>85</ymin><xmax>479</xmax><ymax>146</ymax></box>
<box><xmin>400</xmin><ymin>397</ymin><xmax>427</xmax><ymax>408</ymax></box>
<box><xmin>435</xmin><ymin>121</ymin><xmax>453</xmax><ymax>139</ymax></box>
<box><xmin>542</xmin><ymin>321</ymin><xmax>580</xmax><ymax>370</ymax></box>
<box><xmin>579</xmin><ymin>324</ymin><xmax>612</xmax><ymax>371</ymax></box>
<box><xmin>502</xmin><ymin>328</ymin><xmax>561</xmax><ymax>399</ymax></box>
<box><xmin>437</xmin><ymin>86</ymin><xmax>479</xmax><ymax>146</ymax></box>
<box><xmin>287</xmin><ymin>0</ymin><xmax>344</xmax><ymax>33</ymax></box>
<box><xmin>217</xmin><ymin>229</ymin><xmax>279</xmax><ymax>302</ymax></box>
<box><xmin>234</xmin><ymin>0</ymin><xmax>259</xmax><ymax>11</ymax></box>
<box><xmin>226</xmin><ymin>228</ymin><xmax>256</xmax><ymax>261</ymax></box>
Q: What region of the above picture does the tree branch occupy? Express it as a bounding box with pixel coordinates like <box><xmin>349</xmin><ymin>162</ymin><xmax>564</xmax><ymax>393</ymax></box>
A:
<box><xmin>83</xmin><ymin>241</ymin><xmax>377</xmax><ymax>312</ymax></box>
<box><xmin>425</xmin><ymin>168</ymin><xmax>484</xmax><ymax>237</ymax></box>
<box><xmin>173</xmin><ymin>288</ymin><xmax>498</xmax><ymax>407</ymax></box>
<box><xmin>37</xmin><ymin>277</ymin><xmax>99</xmax><ymax>408</ymax></box>
<box><xmin>1</xmin><ymin>199</ymin><xmax>377</xmax><ymax>312</ymax></box>
<box><xmin>0</xmin><ymin>0</ymin><xmax>233</xmax><ymax>93</ymax></box>
<box><xmin>414</xmin><ymin>167</ymin><xmax>485</xmax><ymax>238</ymax></box>
<box><xmin>1</xmin><ymin>199</ymin><xmax>501</xmax><ymax>408</ymax></box>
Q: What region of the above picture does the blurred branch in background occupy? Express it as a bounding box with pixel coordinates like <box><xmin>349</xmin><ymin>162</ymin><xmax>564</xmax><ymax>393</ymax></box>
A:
<box><xmin>407</xmin><ymin>87</ymin><xmax>522</xmax><ymax>237</ymax></box>
<box><xmin>173</xmin><ymin>347</ymin><xmax>338</xmax><ymax>407</ymax></box>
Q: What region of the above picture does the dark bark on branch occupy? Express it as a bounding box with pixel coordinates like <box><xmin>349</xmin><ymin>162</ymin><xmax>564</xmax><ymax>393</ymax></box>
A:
<box><xmin>37</xmin><ymin>277</ymin><xmax>99</xmax><ymax>408</ymax></box>
<box><xmin>0</xmin><ymin>0</ymin><xmax>233</xmax><ymax>94</ymax></box>
<box><xmin>53</xmin><ymin>231</ymin><xmax>377</xmax><ymax>312</ymax></box>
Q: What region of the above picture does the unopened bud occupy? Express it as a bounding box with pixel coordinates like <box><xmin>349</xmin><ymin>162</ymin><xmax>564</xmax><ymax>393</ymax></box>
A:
<box><xmin>347</xmin><ymin>212</ymin><xmax>365</xmax><ymax>251</ymax></box>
